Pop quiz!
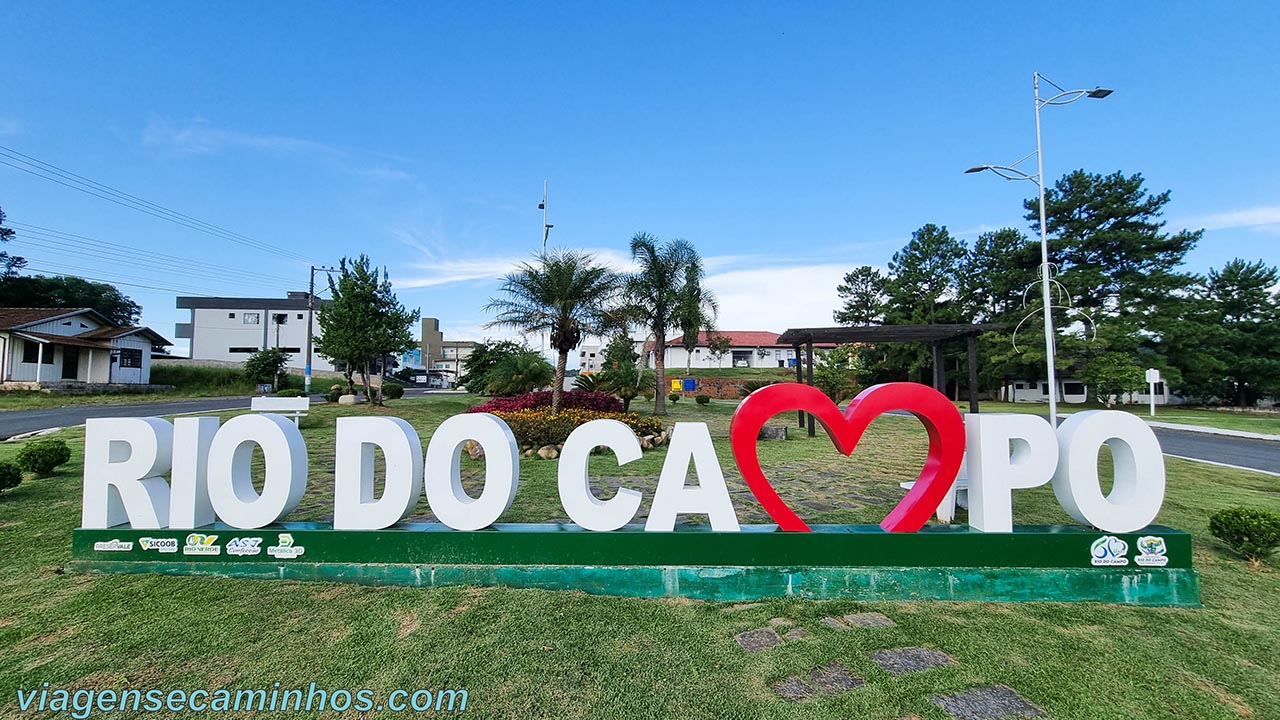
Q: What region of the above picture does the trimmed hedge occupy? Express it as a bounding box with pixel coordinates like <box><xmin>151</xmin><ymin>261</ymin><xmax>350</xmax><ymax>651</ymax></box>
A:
<box><xmin>381</xmin><ymin>382</ymin><xmax>405</xmax><ymax>400</ymax></box>
<box><xmin>492</xmin><ymin>409</ymin><xmax>664</xmax><ymax>449</ymax></box>
<box><xmin>0</xmin><ymin>462</ymin><xmax>21</xmax><ymax>493</ymax></box>
<box><xmin>16</xmin><ymin>439</ymin><xmax>72</xmax><ymax>477</ymax></box>
<box><xmin>1209</xmin><ymin>507</ymin><xmax>1280</xmax><ymax>561</ymax></box>
<box><xmin>468</xmin><ymin>390</ymin><xmax>623</xmax><ymax>414</ymax></box>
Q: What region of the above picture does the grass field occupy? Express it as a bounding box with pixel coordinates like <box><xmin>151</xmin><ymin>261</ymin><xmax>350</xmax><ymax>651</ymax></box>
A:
<box><xmin>0</xmin><ymin>367</ymin><xmax>311</xmax><ymax>412</ymax></box>
<box><xmin>1</xmin><ymin>396</ymin><xmax>1277</xmax><ymax>718</ymax></box>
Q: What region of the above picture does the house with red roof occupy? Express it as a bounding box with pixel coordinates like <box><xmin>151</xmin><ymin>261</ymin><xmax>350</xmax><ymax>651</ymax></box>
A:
<box><xmin>636</xmin><ymin>331</ymin><xmax>838</xmax><ymax>371</ymax></box>
<box><xmin>0</xmin><ymin>307</ymin><xmax>170</xmax><ymax>387</ymax></box>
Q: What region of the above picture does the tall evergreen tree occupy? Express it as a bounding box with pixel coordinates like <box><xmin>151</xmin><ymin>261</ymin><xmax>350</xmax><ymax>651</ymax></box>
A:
<box><xmin>877</xmin><ymin>224</ymin><xmax>968</xmax><ymax>381</ymax></box>
<box><xmin>832</xmin><ymin>266</ymin><xmax>886</xmax><ymax>325</ymax></box>
<box><xmin>1026</xmin><ymin>170</ymin><xmax>1201</xmax><ymax>347</ymax></box>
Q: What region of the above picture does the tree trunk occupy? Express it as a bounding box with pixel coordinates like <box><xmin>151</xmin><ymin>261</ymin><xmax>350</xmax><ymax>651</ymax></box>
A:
<box><xmin>686</xmin><ymin>349</ymin><xmax>692</xmax><ymax>376</ymax></box>
<box><xmin>654</xmin><ymin>329</ymin><xmax>667</xmax><ymax>415</ymax></box>
<box><xmin>552</xmin><ymin>350</ymin><xmax>568</xmax><ymax>413</ymax></box>
<box><xmin>358</xmin><ymin>362</ymin><xmax>374</xmax><ymax>404</ymax></box>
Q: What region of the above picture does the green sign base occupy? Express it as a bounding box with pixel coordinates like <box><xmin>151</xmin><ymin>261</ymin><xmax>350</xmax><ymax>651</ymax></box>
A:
<box><xmin>69</xmin><ymin>523</ymin><xmax>1201</xmax><ymax>607</ymax></box>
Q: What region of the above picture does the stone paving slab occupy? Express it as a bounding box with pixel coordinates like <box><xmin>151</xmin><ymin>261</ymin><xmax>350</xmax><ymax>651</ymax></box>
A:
<box><xmin>807</xmin><ymin>662</ymin><xmax>865</xmax><ymax>694</ymax></box>
<box><xmin>734</xmin><ymin>627</ymin><xmax>782</xmax><ymax>653</ymax></box>
<box><xmin>783</xmin><ymin>627</ymin><xmax>812</xmax><ymax>641</ymax></box>
<box><xmin>771</xmin><ymin>677</ymin><xmax>814</xmax><ymax>702</ymax></box>
<box><xmin>869</xmin><ymin>647</ymin><xmax>955</xmax><ymax>675</ymax></box>
<box><xmin>843</xmin><ymin>611</ymin><xmax>896</xmax><ymax>627</ymax></box>
<box><xmin>819</xmin><ymin>616</ymin><xmax>850</xmax><ymax>630</ymax></box>
<box><xmin>932</xmin><ymin>685</ymin><xmax>1046</xmax><ymax>719</ymax></box>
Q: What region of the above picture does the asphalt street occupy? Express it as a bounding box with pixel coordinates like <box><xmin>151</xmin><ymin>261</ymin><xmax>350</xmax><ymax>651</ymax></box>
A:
<box><xmin>1151</xmin><ymin>427</ymin><xmax>1280</xmax><ymax>475</ymax></box>
<box><xmin>2</xmin><ymin>395</ymin><xmax>1276</xmax><ymax>475</ymax></box>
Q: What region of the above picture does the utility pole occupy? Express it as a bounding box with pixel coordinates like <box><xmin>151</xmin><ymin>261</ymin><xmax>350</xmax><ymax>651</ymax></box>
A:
<box><xmin>304</xmin><ymin>264</ymin><xmax>339</xmax><ymax>394</ymax></box>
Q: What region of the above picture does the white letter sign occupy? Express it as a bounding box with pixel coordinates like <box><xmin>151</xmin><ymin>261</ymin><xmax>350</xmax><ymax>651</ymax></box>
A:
<box><xmin>424</xmin><ymin>413</ymin><xmax>519</xmax><ymax>531</ymax></box>
<box><xmin>558</xmin><ymin>419</ymin><xmax>644</xmax><ymax>531</ymax></box>
<box><xmin>645</xmin><ymin>423</ymin><xmax>740</xmax><ymax>532</ymax></box>
<box><xmin>333</xmin><ymin>417</ymin><xmax>424</xmax><ymax>530</ymax></box>
<box><xmin>965</xmin><ymin>413</ymin><xmax>1059</xmax><ymax>533</ymax></box>
<box><xmin>206</xmin><ymin>414</ymin><xmax>309</xmax><ymax>529</ymax></box>
<box><xmin>82</xmin><ymin>418</ymin><xmax>173</xmax><ymax>529</ymax></box>
<box><xmin>1052</xmin><ymin>411</ymin><xmax>1166</xmax><ymax>533</ymax></box>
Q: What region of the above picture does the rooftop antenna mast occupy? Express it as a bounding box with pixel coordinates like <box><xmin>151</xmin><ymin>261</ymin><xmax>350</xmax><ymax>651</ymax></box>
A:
<box><xmin>538</xmin><ymin>180</ymin><xmax>553</xmax><ymax>254</ymax></box>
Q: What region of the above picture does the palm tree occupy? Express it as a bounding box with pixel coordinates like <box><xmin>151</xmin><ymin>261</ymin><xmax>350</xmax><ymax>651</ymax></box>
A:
<box><xmin>622</xmin><ymin>232</ymin><xmax>700</xmax><ymax>415</ymax></box>
<box><xmin>675</xmin><ymin>257</ymin><xmax>719</xmax><ymax>376</ymax></box>
<box><xmin>485</xmin><ymin>250</ymin><xmax>621</xmax><ymax>413</ymax></box>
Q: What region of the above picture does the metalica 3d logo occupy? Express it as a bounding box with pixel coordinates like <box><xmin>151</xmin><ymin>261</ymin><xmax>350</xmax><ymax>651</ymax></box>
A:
<box><xmin>70</xmin><ymin>382</ymin><xmax>1201</xmax><ymax>606</ymax></box>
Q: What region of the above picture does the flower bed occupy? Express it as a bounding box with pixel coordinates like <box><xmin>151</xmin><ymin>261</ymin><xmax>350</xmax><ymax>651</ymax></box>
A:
<box><xmin>492</xmin><ymin>409</ymin><xmax>664</xmax><ymax>449</ymax></box>
<box><xmin>467</xmin><ymin>390</ymin><xmax>623</xmax><ymax>414</ymax></box>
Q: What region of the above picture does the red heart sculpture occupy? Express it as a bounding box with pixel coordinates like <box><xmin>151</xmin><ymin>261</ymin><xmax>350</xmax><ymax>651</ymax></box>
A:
<box><xmin>729</xmin><ymin>382</ymin><xmax>965</xmax><ymax>533</ymax></box>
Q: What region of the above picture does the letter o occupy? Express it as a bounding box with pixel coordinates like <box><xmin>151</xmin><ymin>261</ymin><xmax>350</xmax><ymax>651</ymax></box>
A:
<box><xmin>207</xmin><ymin>414</ymin><xmax>308</xmax><ymax>529</ymax></box>
<box><xmin>1051</xmin><ymin>410</ymin><xmax>1166</xmax><ymax>533</ymax></box>
<box><xmin>424</xmin><ymin>413</ymin><xmax>519</xmax><ymax>531</ymax></box>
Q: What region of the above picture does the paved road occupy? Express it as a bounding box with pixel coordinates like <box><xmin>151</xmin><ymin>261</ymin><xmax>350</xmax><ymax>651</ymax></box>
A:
<box><xmin>0</xmin><ymin>396</ymin><xmax>265</xmax><ymax>440</ymax></box>
<box><xmin>1152</xmin><ymin>427</ymin><xmax>1280</xmax><ymax>475</ymax></box>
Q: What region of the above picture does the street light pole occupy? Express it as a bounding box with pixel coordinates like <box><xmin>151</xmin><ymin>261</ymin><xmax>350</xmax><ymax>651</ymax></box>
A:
<box><xmin>966</xmin><ymin>72</ymin><xmax>1111</xmax><ymax>427</ymax></box>
<box><xmin>304</xmin><ymin>264</ymin><xmax>338</xmax><ymax>394</ymax></box>
<box><xmin>1033</xmin><ymin>71</ymin><xmax>1060</xmax><ymax>427</ymax></box>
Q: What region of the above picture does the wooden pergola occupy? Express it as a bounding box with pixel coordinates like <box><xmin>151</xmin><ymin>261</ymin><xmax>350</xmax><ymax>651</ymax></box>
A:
<box><xmin>777</xmin><ymin>324</ymin><xmax>1003</xmax><ymax>436</ymax></box>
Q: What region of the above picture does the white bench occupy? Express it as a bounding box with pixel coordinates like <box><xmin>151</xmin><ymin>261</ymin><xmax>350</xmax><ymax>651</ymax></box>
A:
<box><xmin>249</xmin><ymin>396</ymin><xmax>311</xmax><ymax>425</ymax></box>
<box><xmin>899</xmin><ymin>452</ymin><xmax>969</xmax><ymax>524</ymax></box>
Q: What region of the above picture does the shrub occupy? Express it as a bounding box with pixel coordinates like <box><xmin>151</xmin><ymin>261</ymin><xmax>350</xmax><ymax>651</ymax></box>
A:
<box><xmin>492</xmin><ymin>409</ymin><xmax>665</xmax><ymax>449</ymax></box>
<box><xmin>0</xmin><ymin>462</ymin><xmax>21</xmax><ymax>493</ymax></box>
<box><xmin>739</xmin><ymin>379</ymin><xmax>773</xmax><ymax>398</ymax></box>
<box><xmin>274</xmin><ymin>388</ymin><xmax>307</xmax><ymax>397</ymax></box>
<box><xmin>668</xmin><ymin>393</ymin><xmax>681</xmax><ymax>404</ymax></box>
<box><xmin>16</xmin><ymin>438</ymin><xmax>72</xmax><ymax>477</ymax></box>
<box><xmin>381</xmin><ymin>382</ymin><xmax>405</xmax><ymax>400</ymax></box>
<box><xmin>467</xmin><ymin>390</ymin><xmax>623</xmax><ymax>414</ymax></box>
<box><xmin>243</xmin><ymin>348</ymin><xmax>291</xmax><ymax>388</ymax></box>
<box><xmin>1209</xmin><ymin>507</ymin><xmax>1280</xmax><ymax>561</ymax></box>
<box><xmin>573</xmin><ymin>373</ymin><xmax>599</xmax><ymax>392</ymax></box>
<box><xmin>695</xmin><ymin>394</ymin><xmax>711</xmax><ymax>405</ymax></box>
<box><xmin>325</xmin><ymin>388</ymin><xmax>342</xmax><ymax>403</ymax></box>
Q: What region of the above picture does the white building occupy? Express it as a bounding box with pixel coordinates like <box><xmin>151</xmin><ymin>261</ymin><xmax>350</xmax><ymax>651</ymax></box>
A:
<box><xmin>433</xmin><ymin>340</ymin><xmax>476</xmax><ymax>384</ymax></box>
<box><xmin>999</xmin><ymin>378</ymin><xmax>1182</xmax><ymax>406</ymax></box>
<box><xmin>176</xmin><ymin>292</ymin><xmax>334</xmax><ymax>372</ymax></box>
<box><xmin>0</xmin><ymin>307</ymin><xmax>169</xmax><ymax>387</ymax></box>
<box><xmin>578</xmin><ymin>344</ymin><xmax>602</xmax><ymax>373</ymax></box>
<box><xmin>638</xmin><ymin>331</ymin><xmax>836</xmax><ymax>370</ymax></box>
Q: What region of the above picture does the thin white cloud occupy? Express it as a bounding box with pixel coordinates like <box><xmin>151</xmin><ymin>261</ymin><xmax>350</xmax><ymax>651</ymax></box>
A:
<box><xmin>705</xmin><ymin>263</ymin><xmax>849</xmax><ymax>334</ymax></box>
<box><xmin>1177</xmin><ymin>205</ymin><xmax>1280</xmax><ymax>232</ymax></box>
<box><xmin>0</xmin><ymin>117</ymin><xmax>18</xmax><ymax>137</ymax></box>
<box><xmin>143</xmin><ymin>118</ymin><xmax>331</xmax><ymax>156</ymax></box>
<box><xmin>393</xmin><ymin>246</ymin><xmax>637</xmax><ymax>290</ymax></box>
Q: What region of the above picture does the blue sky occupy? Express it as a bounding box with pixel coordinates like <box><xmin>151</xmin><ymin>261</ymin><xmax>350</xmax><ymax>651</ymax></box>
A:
<box><xmin>3</xmin><ymin>2</ymin><xmax>1278</xmax><ymax>359</ymax></box>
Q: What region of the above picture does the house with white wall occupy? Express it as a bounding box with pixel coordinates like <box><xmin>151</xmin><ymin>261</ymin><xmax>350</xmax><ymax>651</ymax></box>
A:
<box><xmin>0</xmin><ymin>307</ymin><xmax>169</xmax><ymax>387</ymax></box>
<box><xmin>176</xmin><ymin>292</ymin><xmax>335</xmax><ymax>372</ymax></box>
<box><xmin>637</xmin><ymin>331</ymin><xmax>837</xmax><ymax>371</ymax></box>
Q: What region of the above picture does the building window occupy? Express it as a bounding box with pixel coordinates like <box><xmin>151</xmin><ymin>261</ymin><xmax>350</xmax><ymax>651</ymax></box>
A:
<box><xmin>296</xmin><ymin>313</ymin><xmax>304</xmax><ymax>320</ymax></box>
<box><xmin>22</xmin><ymin>341</ymin><xmax>39</xmax><ymax>364</ymax></box>
<box><xmin>228</xmin><ymin>312</ymin><xmax>236</xmax><ymax>319</ymax></box>
<box><xmin>243</xmin><ymin>312</ymin><xmax>261</xmax><ymax>325</ymax></box>
<box><xmin>1063</xmin><ymin>382</ymin><xmax>1086</xmax><ymax>396</ymax></box>
<box><xmin>229</xmin><ymin>346</ymin><xmax>259</xmax><ymax>354</ymax></box>
<box><xmin>280</xmin><ymin>347</ymin><xmax>302</xmax><ymax>353</ymax></box>
<box><xmin>118</xmin><ymin>348</ymin><xmax>143</xmax><ymax>369</ymax></box>
<box><xmin>272</xmin><ymin>313</ymin><xmax>288</xmax><ymax>325</ymax></box>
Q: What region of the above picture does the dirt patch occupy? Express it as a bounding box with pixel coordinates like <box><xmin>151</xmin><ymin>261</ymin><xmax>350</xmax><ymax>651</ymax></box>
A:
<box><xmin>394</xmin><ymin>609</ymin><xmax>420</xmax><ymax>639</ymax></box>
<box><xmin>1181</xmin><ymin>672</ymin><xmax>1254</xmax><ymax>718</ymax></box>
<box><xmin>16</xmin><ymin>624</ymin><xmax>80</xmax><ymax>651</ymax></box>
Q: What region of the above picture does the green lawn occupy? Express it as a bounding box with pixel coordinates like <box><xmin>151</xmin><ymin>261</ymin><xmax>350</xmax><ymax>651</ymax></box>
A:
<box><xmin>968</xmin><ymin>400</ymin><xmax>1280</xmax><ymax>436</ymax></box>
<box><xmin>1</xmin><ymin>396</ymin><xmax>1277</xmax><ymax>718</ymax></box>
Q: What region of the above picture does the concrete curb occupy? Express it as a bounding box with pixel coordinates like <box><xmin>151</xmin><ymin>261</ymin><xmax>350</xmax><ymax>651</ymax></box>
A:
<box><xmin>1146</xmin><ymin>421</ymin><xmax>1280</xmax><ymax>443</ymax></box>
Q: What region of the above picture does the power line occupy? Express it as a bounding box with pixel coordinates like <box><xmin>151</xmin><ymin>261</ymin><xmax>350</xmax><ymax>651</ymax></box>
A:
<box><xmin>0</xmin><ymin>143</ymin><xmax>313</xmax><ymax>262</ymax></box>
<box><xmin>10</xmin><ymin>223</ymin><xmax>285</xmax><ymax>286</ymax></box>
<box><xmin>22</xmin><ymin>264</ymin><xmax>223</xmax><ymax>297</ymax></box>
